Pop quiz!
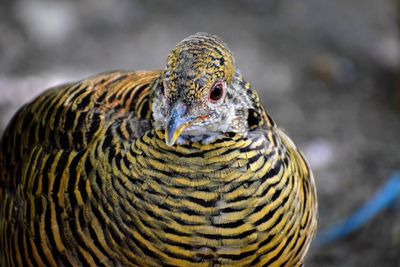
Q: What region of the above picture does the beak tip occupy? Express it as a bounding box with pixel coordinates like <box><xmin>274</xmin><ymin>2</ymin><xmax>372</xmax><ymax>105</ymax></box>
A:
<box><xmin>165</xmin><ymin>129</ymin><xmax>178</xmax><ymax>146</ymax></box>
<box><xmin>165</xmin><ymin>134</ymin><xmax>175</xmax><ymax>146</ymax></box>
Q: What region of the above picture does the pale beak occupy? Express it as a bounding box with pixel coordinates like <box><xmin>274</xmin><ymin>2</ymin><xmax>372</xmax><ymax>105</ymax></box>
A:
<box><xmin>165</xmin><ymin>102</ymin><xmax>192</xmax><ymax>146</ymax></box>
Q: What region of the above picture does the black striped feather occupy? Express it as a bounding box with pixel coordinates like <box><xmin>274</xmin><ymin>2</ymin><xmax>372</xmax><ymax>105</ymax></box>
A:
<box><xmin>0</xmin><ymin>71</ymin><xmax>317</xmax><ymax>266</ymax></box>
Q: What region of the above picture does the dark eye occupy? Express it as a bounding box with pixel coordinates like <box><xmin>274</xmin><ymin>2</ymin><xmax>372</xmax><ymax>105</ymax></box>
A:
<box><xmin>209</xmin><ymin>82</ymin><xmax>224</xmax><ymax>102</ymax></box>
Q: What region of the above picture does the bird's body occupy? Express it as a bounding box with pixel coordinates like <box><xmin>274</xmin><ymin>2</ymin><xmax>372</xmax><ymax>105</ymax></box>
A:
<box><xmin>0</xmin><ymin>33</ymin><xmax>317</xmax><ymax>267</ymax></box>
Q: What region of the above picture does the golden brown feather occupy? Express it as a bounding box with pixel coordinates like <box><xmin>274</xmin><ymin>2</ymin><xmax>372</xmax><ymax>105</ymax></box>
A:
<box><xmin>0</xmin><ymin>33</ymin><xmax>317</xmax><ymax>267</ymax></box>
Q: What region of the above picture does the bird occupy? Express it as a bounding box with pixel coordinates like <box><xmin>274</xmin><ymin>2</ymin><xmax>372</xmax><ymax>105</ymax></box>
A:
<box><xmin>0</xmin><ymin>32</ymin><xmax>317</xmax><ymax>267</ymax></box>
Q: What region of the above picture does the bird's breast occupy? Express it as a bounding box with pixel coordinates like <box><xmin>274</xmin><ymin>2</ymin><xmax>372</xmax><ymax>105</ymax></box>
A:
<box><xmin>103</xmin><ymin>130</ymin><xmax>285</xmax><ymax>246</ymax></box>
<box><xmin>88</xmin><ymin>128</ymin><xmax>307</xmax><ymax>266</ymax></box>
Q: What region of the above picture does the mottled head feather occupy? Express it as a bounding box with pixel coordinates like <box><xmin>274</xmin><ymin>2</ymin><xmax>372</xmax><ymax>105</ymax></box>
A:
<box><xmin>164</xmin><ymin>32</ymin><xmax>235</xmax><ymax>101</ymax></box>
<box><xmin>152</xmin><ymin>32</ymin><xmax>268</xmax><ymax>145</ymax></box>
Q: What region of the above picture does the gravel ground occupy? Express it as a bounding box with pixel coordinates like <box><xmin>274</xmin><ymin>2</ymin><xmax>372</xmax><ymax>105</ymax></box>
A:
<box><xmin>1</xmin><ymin>1</ymin><xmax>400</xmax><ymax>266</ymax></box>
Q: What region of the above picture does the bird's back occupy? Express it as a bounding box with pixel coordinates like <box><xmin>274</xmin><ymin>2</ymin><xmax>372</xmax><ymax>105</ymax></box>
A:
<box><xmin>0</xmin><ymin>70</ymin><xmax>316</xmax><ymax>266</ymax></box>
<box><xmin>0</xmin><ymin>71</ymin><xmax>159</xmax><ymax>266</ymax></box>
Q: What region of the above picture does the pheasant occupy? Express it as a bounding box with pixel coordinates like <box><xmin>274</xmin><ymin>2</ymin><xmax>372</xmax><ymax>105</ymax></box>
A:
<box><xmin>0</xmin><ymin>33</ymin><xmax>317</xmax><ymax>267</ymax></box>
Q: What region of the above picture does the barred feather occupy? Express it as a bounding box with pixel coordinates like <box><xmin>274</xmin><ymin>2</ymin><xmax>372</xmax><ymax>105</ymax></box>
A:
<box><xmin>0</xmin><ymin>33</ymin><xmax>317</xmax><ymax>267</ymax></box>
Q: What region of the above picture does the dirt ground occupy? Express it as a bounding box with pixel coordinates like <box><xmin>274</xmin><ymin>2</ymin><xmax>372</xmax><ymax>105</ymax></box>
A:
<box><xmin>1</xmin><ymin>1</ymin><xmax>400</xmax><ymax>266</ymax></box>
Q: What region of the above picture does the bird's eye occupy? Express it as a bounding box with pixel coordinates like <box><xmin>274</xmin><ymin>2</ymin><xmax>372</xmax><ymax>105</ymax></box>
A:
<box><xmin>209</xmin><ymin>82</ymin><xmax>224</xmax><ymax>102</ymax></box>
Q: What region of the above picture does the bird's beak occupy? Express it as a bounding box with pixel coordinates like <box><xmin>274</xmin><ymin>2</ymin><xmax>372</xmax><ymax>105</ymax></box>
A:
<box><xmin>165</xmin><ymin>102</ymin><xmax>192</xmax><ymax>146</ymax></box>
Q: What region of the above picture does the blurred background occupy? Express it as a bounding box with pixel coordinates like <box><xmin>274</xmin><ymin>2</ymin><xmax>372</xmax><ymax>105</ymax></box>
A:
<box><xmin>1</xmin><ymin>0</ymin><xmax>400</xmax><ymax>266</ymax></box>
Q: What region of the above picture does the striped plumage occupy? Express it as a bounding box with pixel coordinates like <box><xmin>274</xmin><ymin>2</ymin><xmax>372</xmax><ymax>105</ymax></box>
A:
<box><xmin>0</xmin><ymin>33</ymin><xmax>317</xmax><ymax>267</ymax></box>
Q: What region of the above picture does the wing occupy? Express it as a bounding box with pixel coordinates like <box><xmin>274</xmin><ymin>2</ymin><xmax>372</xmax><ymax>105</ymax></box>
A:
<box><xmin>0</xmin><ymin>70</ymin><xmax>160</xmax><ymax>203</ymax></box>
<box><xmin>0</xmin><ymin>70</ymin><xmax>161</xmax><ymax>266</ymax></box>
<box><xmin>274</xmin><ymin>127</ymin><xmax>318</xmax><ymax>264</ymax></box>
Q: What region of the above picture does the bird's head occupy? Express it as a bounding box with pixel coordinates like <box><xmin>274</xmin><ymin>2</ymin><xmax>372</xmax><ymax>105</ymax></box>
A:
<box><xmin>152</xmin><ymin>32</ymin><xmax>264</xmax><ymax>146</ymax></box>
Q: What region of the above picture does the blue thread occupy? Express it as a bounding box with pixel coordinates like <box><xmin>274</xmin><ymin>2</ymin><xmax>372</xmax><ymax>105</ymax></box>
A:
<box><xmin>315</xmin><ymin>171</ymin><xmax>400</xmax><ymax>247</ymax></box>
